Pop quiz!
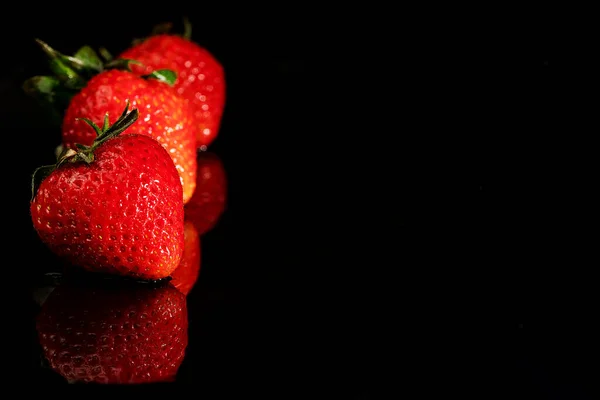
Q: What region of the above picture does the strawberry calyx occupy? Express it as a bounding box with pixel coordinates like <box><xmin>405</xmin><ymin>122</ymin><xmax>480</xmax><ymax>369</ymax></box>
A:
<box><xmin>142</xmin><ymin>69</ymin><xmax>177</xmax><ymax>85</ymax></box>
<box><xmin>103</xmin><ymin>57</ymin><xmax>176</xmax><ymax>85</ymax></box>
<box><xmin>23</xmin><ymin>39</ymin><xmax>177</xmax><ymax>124</ymax></box>
<box><xmin>32</xmin><ymin>39</ymin><xmax>104</xmax><ymax>89</ymax></box>
<box><xmin>30</xmin><ymin>101</ymin><xmax>139</xmax><ymax>201</ymax></box>
<box><xmin>32</xmin><ymin>38</ymin><xmax>177</xmax><ymax>85</ymax></box>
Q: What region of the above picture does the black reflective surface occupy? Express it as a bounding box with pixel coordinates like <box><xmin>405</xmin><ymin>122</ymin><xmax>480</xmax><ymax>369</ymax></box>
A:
<box><xmin>2</xmin><ymin>6</ymin><xmax>576</xmax><ymax>398</ymax></box>
<box><xmin>4</xmin><ymin>9</ymin><xmax>386</xmax><ymax>395</ymax></box>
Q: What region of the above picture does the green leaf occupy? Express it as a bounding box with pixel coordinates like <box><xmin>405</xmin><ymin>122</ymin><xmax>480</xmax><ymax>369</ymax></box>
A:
<box><xmin>78</xmin><ymin>152</ymin><xmax>94</xmax><ymax>164</ymax></box>
<box><xmin>118</xmin><ymin>99</ymin><xmax>131</xmax><ymax>120</ymax></box>
<box><xmin>54</xmin><ymin>144</ymin><xmax>64</xmax><ymax>160</ymax></box>
<box><xmin>22</xmin><ymin>75</ymin><xmax>78</xmax><ymax>125</ymax></box>
<box><xmin>62</xmin><ymin>77</ymin><xmax>87</xmax><ymax>91</ymax></box>
<box><xmin>99</xmin><ymin>47</ymin><xmax>113</xmax><ymax>62</ymax></box>
<box><xmin>47</xmin><ymin>58</ymin><xmax>82</xmax><ymax>83</ymax></box>
<box><xmin>102</xmin><ymin>112</ymin><xmax>110</xmax><ymax>131</ymax></box>
<box><xmin>55</xmin><ymin>145</ymin><xmax>70</xmax><ymax>160</ymax></box>
<box><xmin>105</xmin><ymin>58</ymin><xmax>143</xmax><ymax>71</ymax></box>
<box><xmin>35</xmin><ymin>38</ymin><xmax>60</xmax><ymax>60</ymax></box>
<box><xmin>31</xmin><ymin>164</ymin><xmax>56</xmax><ymax>201</ymax></box>
<box><xmin>98</xmin><ymin>108</ymin><xmax>139</xmax><ymax>144</ymax></box>
<box><xmin>35</xmin><ymin>39</ymin><xmax>85</xmax><ymax>85</ymax></box>
<box><xmin>22</xmin><ymin>75</ymin><xmax>60</xmax><ymax>96</ymax></box>
<box><xmin>143</xmin><ymin>69</ymin><xmax>177</xmax><ymax>86</ymax></box>
<box><xmin>76</xmin><ymin>118</ymin><xmax>102</xmax><ymax>137</ymax></box>
<box><xmin>39</xmin><ymin>40</ymin><xmax>101</xmax><ymax>75</ymax></box>
<box><xmin>88</xmin><ymin>102</ymin><xmax>139</xmax><ymax>148</ymax></box>
<box><xmin>73</xmin><ymin>46</ymin><xmax>104</xmax><ymax>73</ymax></box>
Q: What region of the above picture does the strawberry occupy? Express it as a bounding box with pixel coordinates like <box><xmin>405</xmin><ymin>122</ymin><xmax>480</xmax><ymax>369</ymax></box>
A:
<box><xmin>119</xmin><ymin>30</ymin><xmax>226</xmax><ymax>149</ymax></box>
<box><xmin>36</xmin><ymin>276</ymin><xmax>188</xmax><ymax>384</ymax></box>
<box><xmin>185</xmin><ymin>152</ymin><xmax>228</xmax><ymax>235</ymax></box>
<box><xmin>30</xmin><ymin>103</ymin><xmax>185</xmax><ymax>280</ymax></box>
<box><xmin>170</xmin><ymin>220</ymin><xmax>201</xmax><ymax>295</ymax></box>
<box><xmin>62</xmin><ymin>70</ymin><xmax>198</xmax><ymax>204</ymax></box>
<box><xmin>24</xmin><ymin>40</ymin><xmax>198</xmax><ymax>204</ymax></box>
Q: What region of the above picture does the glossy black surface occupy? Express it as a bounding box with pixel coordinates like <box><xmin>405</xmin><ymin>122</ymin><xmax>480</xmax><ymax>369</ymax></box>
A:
<box><xmin>3</xmin><ymin>8</ymin><xmax>389</xmax><ymax>395</ymax></box>
<box><xmin>2</xmin><ymin>6</ymin><xmax>581</xmax><ymax>398</ymax></box>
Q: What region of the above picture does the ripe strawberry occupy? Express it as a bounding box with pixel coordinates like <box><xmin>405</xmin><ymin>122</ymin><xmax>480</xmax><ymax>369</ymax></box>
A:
<box><xmin>170</xmin><ymin>220</ymin><xmax>201</xmax><ymax>295</ymax></box>
<box><xmin>25</xmin><ymin>40</ymin><xmax>198</xmax><ymax>204</ymax></box>
<box><xmin>36</xmin><ymin>277</ymin><xmax>188</xmax><ymax>384</ymax></box>
<box><xmin>185</xmin><ymin>152</ymin><xmax>228</xmax><ymax>235</ymax></box>
<box><xmin>62</xmin><ymin>68</ymin><xmax>197</xmax><ymax>204</ymax></box>
<box><xmin>30</xmin><ymin>104</ymin><xmax>185</xmax><ymax>280</ymax></box>
<box><xmin>119</xmin><ymin>33</ymin><xmax>226</xmax><ymax>149</ymax></box>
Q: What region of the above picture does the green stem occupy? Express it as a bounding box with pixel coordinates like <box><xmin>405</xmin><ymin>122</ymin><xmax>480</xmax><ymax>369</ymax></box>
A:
<box><xmin>30</xmin><ymin>102</ymin><xmax>139</xmax><ymax>201</ymax></box>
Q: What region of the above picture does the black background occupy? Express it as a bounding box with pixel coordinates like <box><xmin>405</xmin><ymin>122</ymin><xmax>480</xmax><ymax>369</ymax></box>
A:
<box><xmin>0</xmin><ymin>5</ymin><xmax>579</xmax><ymax>398</ymax></box>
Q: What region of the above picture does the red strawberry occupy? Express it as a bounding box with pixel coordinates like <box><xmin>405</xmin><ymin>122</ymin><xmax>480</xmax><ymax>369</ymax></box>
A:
<box><xmin>30</xmin><ymin>104</ymin><xmax>185</xmax><ymax>280</ymax></box>
<box><xmin>185</xmin><ymin>152</ymin><xmax>227</xmax><ymax>235</ymax></box>
<box><xmin>36</xmin><ymin>277</ymin><xmax>188</xmax><ymax>384</ymax></box>
<box><xmin>62</xmin><ymin>68</ymin><xmax>198</xmax><ymax>204</ymax></box>
<box><xmin>170</xmin><ymin>220</ymin><xmax>201</xmax><ymax>295</ymax></box>
<box><xmin>119</xmin><ymin>33</ymin><xmax>225</xmax><ymax>149</ymax></box>
<box><xmin>25</xmin><ymin>40</ymin><xmax>198</xmax><ymax>204</ymax></box>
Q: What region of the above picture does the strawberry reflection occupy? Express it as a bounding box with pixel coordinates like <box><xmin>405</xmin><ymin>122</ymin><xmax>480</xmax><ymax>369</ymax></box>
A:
<box><xmin>35</xmin><ymin>276</ymin><xmax>188</xmax><ymax>384</ymax></box>
<box><xmin>184</xmin><ymin>151</ymin><xmax>227</xmax><ymax>236</ymax></box>
<box><xmin>170</xmin><ymin>220</ymin><xmax>201</xmax><ymax>295</ymax></box>
<box><xmin>169</xmin><ymin>151</ymin><xmax>227</xmax><ymax>295</ymax></box>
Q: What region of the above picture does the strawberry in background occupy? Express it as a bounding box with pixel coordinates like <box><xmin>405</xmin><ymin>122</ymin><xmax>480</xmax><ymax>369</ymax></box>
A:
<box><xmin>185</xmin><ymin>152</ymin><xmax>228</xmax><ymax>235</ymax></box>
<box><xmin>119</xmin><ymin>19</ymin><xmax>226</xmax><ymax>149</ymax></box>
<box><xmin>170</xmin><ymin>151</ymin><xmax>227</xmax><ymax>294</ymax></box>
<box><xmin>35</xmin><ymin>276</ymin><xmax>188</xmax><ymax>384</ymax></box>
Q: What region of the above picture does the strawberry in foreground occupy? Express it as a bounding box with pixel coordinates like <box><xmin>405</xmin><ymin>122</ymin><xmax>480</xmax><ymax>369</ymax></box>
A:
<box><xmin>36</xmin><ymin>276</ymin><xmax>188</xmax><ymax>384</ymax></box>
<box><xmin>30</xmin><ymin>103</ymin><xmax>185</xmax><ymax>280</ymax></box>
<box><xmin>184</xmin><ymin>152</ymin><xmax>228</xmax><ymax>235</ymax></box>
<box><xmin>119</xmin><ymin>23</ymin><xmax>226</xmax><ymax>149</ymax></box>
<box><xmin>170</xmin><ymin>220</ymin><xmax>201</xmax><ymax>295</ymax></box>
<box><xmin>25</xmin><ymin>40</ymin><xmax>198</xmax><ymax>204</ymax></box>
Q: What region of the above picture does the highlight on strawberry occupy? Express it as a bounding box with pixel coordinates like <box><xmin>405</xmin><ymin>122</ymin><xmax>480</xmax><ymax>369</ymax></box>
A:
<box><xmin>30</xmin><ymin>102</ymin><xmax>185</xmax><ymax>281</ymax></box>
<box><xmin>35</xmin><ymin>274</ymin><xmax>188</xmax><ymax>384</ymax></box>
<box><xmin>23</xmin><ymin>39</ymin><xmax>198</xmax><ymax>204</ymax></box>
